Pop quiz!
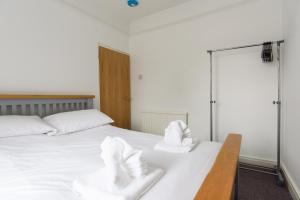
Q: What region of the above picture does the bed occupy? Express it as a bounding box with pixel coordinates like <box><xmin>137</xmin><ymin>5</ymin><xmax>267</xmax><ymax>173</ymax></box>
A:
<box><xmin>0</xmin><ymin>94</ymin><xmax>241</xmax><ymax>200</ymax></box>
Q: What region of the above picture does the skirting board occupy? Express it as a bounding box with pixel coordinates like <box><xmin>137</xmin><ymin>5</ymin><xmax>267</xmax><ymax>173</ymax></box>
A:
<box><xmin>239</xmin><ymin>156</ymin><xmax>300</xmax><ymax>200</ymax></box>
<box><xmin>239</xmin><ymin>155</ymin><xmax>276</xmax><ymax>168</ymax></box>
<box><xmin>281</xmin><ymin>163</ymin><xmax>300</xmax><ymax>200</ymax></box>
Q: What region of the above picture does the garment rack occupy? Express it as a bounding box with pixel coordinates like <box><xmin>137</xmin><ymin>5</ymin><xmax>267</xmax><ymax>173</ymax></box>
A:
<box><xmin>207</xmin><ymin>40</ymin><xmax>285</xmax><ymax>186</ymax></box>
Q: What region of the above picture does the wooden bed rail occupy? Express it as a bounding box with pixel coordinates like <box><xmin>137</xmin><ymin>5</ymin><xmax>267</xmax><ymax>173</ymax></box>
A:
<box><xmin>194</xmin><ymin>134</ymin><xmax>242</xmax><ymax>200</ymax></box>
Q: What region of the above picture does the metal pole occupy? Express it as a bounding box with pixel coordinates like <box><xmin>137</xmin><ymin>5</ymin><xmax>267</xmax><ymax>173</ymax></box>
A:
<box><xmin>209</xmin><ymin>50</ymin><xmax>213</xmax><ymax>142</ymax></box>
<box><xmin>277</xmin><ymin>42</ymin><xmax>281</xmax><ymax>171</ymax></box>
<box><xmin>274</xmin><ymin>41</ymin><xmax>284</xmax><ymax>186</ymax></box>
<box><xmin>208</xmin><ymin>40</ymin><xmax>284</xmax><ymax>53</ymax></box>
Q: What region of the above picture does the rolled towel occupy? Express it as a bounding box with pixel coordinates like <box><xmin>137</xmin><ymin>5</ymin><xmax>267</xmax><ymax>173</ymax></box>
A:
<box><xmin>182</xmin><ymin>137</ymin><xmax>193</xmax><ymax>146</ymax></box>
<box><xmin>177</xmin><ymin>120</ymin><xmax>191</xmax><ymax>135</ymax></box>
<box><xmin>125</xmin><ymin>150</ymin><xmax>148</xmax><ymax>179</ymax></box>
<box><xmin>177</xmin><ymin>120</ymin><xmax>193</xmax><ymax>146</ymax></box>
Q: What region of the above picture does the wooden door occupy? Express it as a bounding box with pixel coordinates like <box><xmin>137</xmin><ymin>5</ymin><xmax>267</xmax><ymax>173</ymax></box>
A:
<box><xmin>99</xmin><ymin>47</ymin><xmax>131</xmax><ymax>129</ymax></box>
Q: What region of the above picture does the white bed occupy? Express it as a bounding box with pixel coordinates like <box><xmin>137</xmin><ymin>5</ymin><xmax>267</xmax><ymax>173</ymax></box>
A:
<box><xmin>0</xmin><ymin>125</ymin><xmax>221</xmax><ymax>200</ymax></box>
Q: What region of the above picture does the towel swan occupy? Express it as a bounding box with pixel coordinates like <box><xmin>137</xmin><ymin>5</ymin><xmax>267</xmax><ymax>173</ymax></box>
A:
<box><xmin>155</xmin><ymin>120</ymin><xmax>197</xmax><ymax>153</ymax></box>
<box><xmin>73</xmin><ymin>136</ymin><xmax>163</xmax><ymax>200</ymax></box>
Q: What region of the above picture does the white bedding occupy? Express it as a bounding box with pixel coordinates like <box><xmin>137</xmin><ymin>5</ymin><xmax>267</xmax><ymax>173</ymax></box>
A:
<box><xmin>0</xmin><ymin>125</ymin><xmax>221</xmax><ymax>200</ymax></box>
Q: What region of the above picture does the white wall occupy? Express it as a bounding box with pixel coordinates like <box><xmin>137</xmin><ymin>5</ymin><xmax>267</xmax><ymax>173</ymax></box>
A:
<box><xmin>282</xmin><ymin>0</ymin><xmax>300</xmax><ymax>196</ymax></box>
<box><xmin>215</xmin><ymin>49</ymin><xmax>277</xmax><ymax>160</ymax></box>
<box><xmin>130</xmin><ymin>0</ymin><xmax>283</xmax><ymax>160</ymax></box>
<box><xmin>0</xmin><ymin>0</ymin><xmax>129</xmax><ymax>106</ymax></box>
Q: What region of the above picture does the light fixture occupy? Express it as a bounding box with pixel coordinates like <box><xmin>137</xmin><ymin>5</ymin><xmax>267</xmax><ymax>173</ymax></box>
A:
<box><xmin>127</xmin><ymin>0</ymin><xmax>139</xmax><ymax>7</ymax></box>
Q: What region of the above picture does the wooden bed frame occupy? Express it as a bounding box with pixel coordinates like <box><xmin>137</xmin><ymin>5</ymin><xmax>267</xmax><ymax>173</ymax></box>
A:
<box><xmin>195</xmin><ymin>134</ymin><xmax>242</xmax><ymax>200</ymax></box>
<box><xmin>0</xmin><ymin>94</ymin><xmax>94</xmax><ymax>116</ymax></box>
<box><xmin>0</xmin><ymin>94</ymin><xmax>242</xmax><ymax>200</ymax></box>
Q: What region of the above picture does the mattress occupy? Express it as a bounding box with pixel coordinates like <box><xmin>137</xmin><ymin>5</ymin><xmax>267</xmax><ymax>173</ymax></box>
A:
<box><xmin>0</xmin><ymin>125</ymin><xmax>221</xmax><ymax>200</ymax></box>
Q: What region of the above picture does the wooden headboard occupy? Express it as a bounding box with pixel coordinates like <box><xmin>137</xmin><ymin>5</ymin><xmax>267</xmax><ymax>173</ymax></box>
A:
<box><xmin>0</xmin><ymin>94</ymin><xmax>95</xmax><ymax>117</ymax></box>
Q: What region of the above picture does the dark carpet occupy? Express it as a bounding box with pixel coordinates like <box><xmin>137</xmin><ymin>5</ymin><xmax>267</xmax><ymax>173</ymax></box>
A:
<box><xmin>239</xmin><ymin>168</ymin><xmax>293</xmax><ymax>200</ymax></box>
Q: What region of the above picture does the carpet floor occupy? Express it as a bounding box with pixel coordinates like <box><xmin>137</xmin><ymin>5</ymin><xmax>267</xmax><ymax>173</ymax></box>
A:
<box><xmin>239</xmin><ymin>168</ymin><xmax>293</xmax><ymax>200</ymax></box>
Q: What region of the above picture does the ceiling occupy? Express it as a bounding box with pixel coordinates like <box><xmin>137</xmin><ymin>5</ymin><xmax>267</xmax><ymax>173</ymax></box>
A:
<box><xmin>62</xmin><ymin>0</ymin><xmax>192</xmax><ymax>33</ymax></box>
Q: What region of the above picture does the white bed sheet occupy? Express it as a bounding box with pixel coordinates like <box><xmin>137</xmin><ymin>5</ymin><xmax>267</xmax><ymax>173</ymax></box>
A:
<box><xmin>0</xmin><ymin>125</ymin><xmax>221</xmax><ymax>200</ymax></box>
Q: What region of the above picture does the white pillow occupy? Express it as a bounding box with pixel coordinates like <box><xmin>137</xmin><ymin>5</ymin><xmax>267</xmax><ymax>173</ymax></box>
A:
<box><xmin>0</xmin><ymin>115</ymin><xmax>57</xmax><ymax>138</ymax></box>
<box><xmin>43</xmin><ymin>109</ymin><xmax>114</xmax><ymax>135</ymax></box>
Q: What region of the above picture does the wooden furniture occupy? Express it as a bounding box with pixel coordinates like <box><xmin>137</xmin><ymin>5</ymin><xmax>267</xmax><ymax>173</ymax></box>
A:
<box><xmin>0</xmin><ymin>94</ymin><xmax>94</xmax><ymax>117</ymax></box>
<box><xmin>194</xmin><ymin>134</ymin><xmax>242</xmax><ymax>200</ymax></box>
<box><xmin>0</xmin><ymin>94</ymin><xmax>241</xmax><ymax>200</ymax></box>
<box><xmin>99</xmin><ymin>47</ymin><xmax>131</xmax><ymax>129</ymax></box>
<box><xmin>0</xmin><ymin>94</ymin><xmax>95</xmax><ymax>100</ymax></box>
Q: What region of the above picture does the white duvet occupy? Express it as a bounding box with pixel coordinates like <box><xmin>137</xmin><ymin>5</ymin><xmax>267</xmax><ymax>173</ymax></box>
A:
<box><xmin>0</xmin><ymin>125</ymin><xmax>221</xmax><ymax>200</ymax></box>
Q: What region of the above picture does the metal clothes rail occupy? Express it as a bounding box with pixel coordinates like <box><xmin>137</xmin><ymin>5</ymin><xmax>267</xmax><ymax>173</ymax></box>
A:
<box><xmin>207</xmin><ymin>40</ymin><xmax>285</xmax><ymax>186</ymax></box>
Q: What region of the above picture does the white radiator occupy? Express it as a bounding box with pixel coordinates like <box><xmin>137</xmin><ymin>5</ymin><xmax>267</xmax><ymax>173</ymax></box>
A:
<box><xmin>141</xmin><ymin>111</ymin><xmax>188</xmax><ymax>135</ymax></box>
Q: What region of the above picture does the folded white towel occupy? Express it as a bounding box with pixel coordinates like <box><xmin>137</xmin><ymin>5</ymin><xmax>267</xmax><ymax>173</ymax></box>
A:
<box><xmin>73</xmin><ymin>166</ymin><xmax>163</xmax><ymax>200</ymax></box>
<box><xmin>100</xmin><ymin>137</ymin><xmax>131</xmax><ymax>191</ymax></box>
<box><xmin>73</xmin><ymin>136</ymin><xmax>163</xmax><ymax>200</ymax></box>
<box><xmin>155</xmin><ymin>120</ymin><xmax>196</xmax><ymax>153</ymax></box>
<box><xmin>99</xmin><ymin>136</ymin><xmax>149</xmax><ymax>192</ymax></box>
<box><xmin>164</xmin><ymin>120</ymin><xmax>193</xmax><ymax>146</ymax></box>
<box><xmin>154</xmin><ymin>140</ymin><xmax>198</xmax><ymax>154</ymax></box>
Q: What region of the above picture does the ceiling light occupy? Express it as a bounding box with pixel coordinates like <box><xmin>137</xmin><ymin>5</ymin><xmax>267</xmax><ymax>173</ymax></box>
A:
<box><xmin>127</xmin><ymin>0</ymin><xmax>139</xmax><ymax>7</ymax></box>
